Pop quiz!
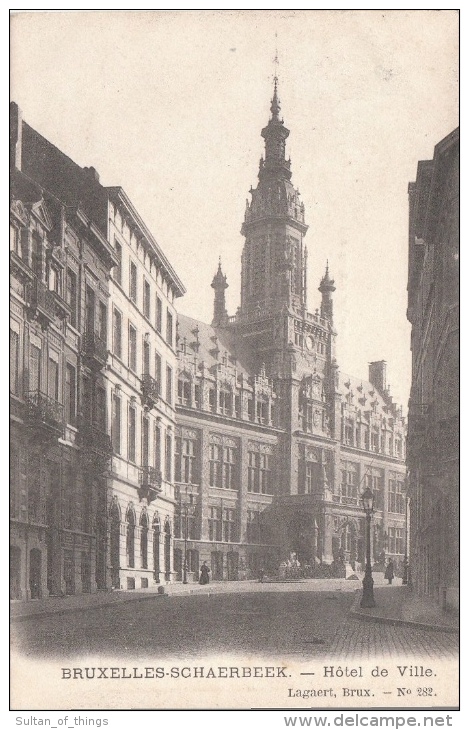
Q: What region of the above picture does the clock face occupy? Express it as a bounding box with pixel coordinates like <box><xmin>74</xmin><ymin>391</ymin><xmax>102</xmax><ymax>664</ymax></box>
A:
<box><xmin>306</xmin><ymin>335</ymin><xmax>315</xmax><ymax>351</ymax></box>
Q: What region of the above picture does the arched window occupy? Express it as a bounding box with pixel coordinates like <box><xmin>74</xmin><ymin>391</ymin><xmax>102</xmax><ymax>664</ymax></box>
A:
<box><xmin>110</xmin><ymin>501</ymin><xmax>121</xmax><ymax>589</ymax></box>
<box><xmin>126</xmin><ymin>506</ymin><xmax>136</xmax><ymax>568</ymax></box>
<box><xmin>140</xmin><ymin>511</ymin><xmax>149</xmax><ymax>569</ymax></box>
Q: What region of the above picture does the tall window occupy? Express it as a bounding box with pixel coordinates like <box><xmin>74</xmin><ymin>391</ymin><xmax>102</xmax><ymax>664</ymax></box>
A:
<box><xmin>305</xmin><ymin>462</ymin><xmax>315</xmax><ymax>494</ymax></box>
<box><xmin>154</xmin><ymin>424</ymin><xmax>161</xmax><ymax>471</ymax></box>
<box><xmin>128</xmin><ymin>323</ymin><xmax>137</xmax><ymax>372</ymax></box>
<box><xmin>143</xmin><ymin>279</ymin><xmax>151</xmax><ymax>319</ymax></box>
<box><xmin>222</xmin><ymin>446</ymin><xmax>237</xmax><ymax>489</ymax></box>
<box><xmin>143</xmin><ymin>340</ymin><xmax>150</xmax><ymax>375</ymax></box>
<box><xmin>155</xmin><ymin>295</ymin><xmax>162</xmax><ymax>333</ymax></box>
<box><xmin>219</xmin><ymin>389</ymin><xmax>232</xmax><ymax>416</ymax></box>
<box><xmin>340</xmin><ymin>462</ymin><xmax>358</xmax><ymax>500</ymax></box>
<box><xmin>344</xmin><ymin>419</ymin><xmax>354</xmax><ymax>446</ymax></box>
<box><xmin>114</xmin><ymin>241</ymin><xmax>122</xmax><ymax>285</ymax></box>
<box><xmin>65</xmin><ymin>363</ymin><xmax>76</xmax><ymax>426</ymax></box>
<box><xmin>48</xmin><ymin>356</ymin><xmax>59</xmax><ymax>401</ymax></box>
<box><xmin>165</xmin><ymin>432</ymin><xmax>172</xmax><ymax>482</ymax></box>
<box><xmin>10</xmin><ymin>223</ymin><xmax>21</xmax><ymax>256</ymax></box>
<box><xmin>29</xmin><ymin>344</ymin><xmax>41</xmax><ymax>392</ymax></box>
<box><xmin>178</xmin><ymin>378</ymin><xmax>191</xmax><ymax>406</ymax></box>
<box><xmin>388</xmin><ymin>527</ymin><xmax>404</xmax><ymax>555</ymax></box>
<box><xmin>112</xmin><ymin>393</ymin><xmax>121</xmax><ymax>454</ymax></box>
<box><xmin>175</xmin><ymin>437</ymin><xmax>198</xmax><ymax>484</ymax></box>
<box><xmin>208</xmin><ymin>507</ymin><xmax>222</xmax><ymax>541</ymax></box>
<box><xmin>209</xmin><ymin>388</ymin><xmax>216</xmax><ymax>413</ymax></box>
<box><xmin>142</xmin><ymin>416</ymin><xmax>150</xmax><ymax>465</ymax></box>
<box><xmin>248</xmin><ymin>452</ymin><xmax>259</xmax><ymax>493</ymax></box>
<box><xmin>113</xmin><ymin>308</ymin><xmax>122</xmax><ymax>359</ymax></box>
<box><xmin>166</xmin><ymin>310</ymin><xmax>173</xmax><ymax>347</ymax></box>
<box><xmin>140</xmin><ymin>513</ymin><xmax>149</xmax><ymax>569</ymax></box>
<box><xmin>65</xmin><ymin>269</ymin><xmax>77</xmax><ymax>327</ymax></box>
<box><xmin>223</xmin><ymin>508</ymin><xmax>236</xmax><ymax>543</ymax></box>
<box><xmin>128</xmin><ymin>404</ymin><xmax>136</xmax><ymax>462</ymax></box>
<box><xmin>256</xmin><ymin>397</ymin><xmax>268</xmax><ymax>425</ymax></box>
<box><xmin>155</xmin><ymin>352</ymin><xmax>162</xmax><ymax>394</ymax></box>
<box><xmin>85</xmin><ymin>285</ymin><xmax>95</xmax><ymax>335</ymax></box>
<box><xmin>166</xmin><ymin>365</ymin><xmax>173</xmax><ymax>404</ymax></box>
<box><xmin>129</xmin><ymin>260</ymin><xmax>137</xmax><ymax>303</ymax></box>
<box><xmin>388</xmin><ymin>476</ymin><xmax>405</xmax><ymax>514</ymax></box>
<box><xmin>126</xmin><ymin>510</ymin><xmax>135</xmax><ymax>568</ymax></box>
<box><xmin>98</xmin><ymin>301</ymin><xmax>107</xmax><ymax>343</ymax></box>
<box><xmin>10</xmin><ymin>328</ymin><xmax>19</xmax><ymax>395</ymax></box>
<box><xmin>209</xmin><ymin>444</ymin><xmax>221</xmax><ymax>487</ymax></box>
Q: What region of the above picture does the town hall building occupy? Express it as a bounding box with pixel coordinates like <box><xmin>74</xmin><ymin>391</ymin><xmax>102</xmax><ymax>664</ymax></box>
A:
<box><xmin>173</xmin><ymin>80</ymin><xmax>407</xmax><ymax>581</ymax></box>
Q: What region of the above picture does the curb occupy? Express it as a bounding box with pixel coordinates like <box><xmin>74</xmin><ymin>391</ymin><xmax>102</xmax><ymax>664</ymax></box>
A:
<box><xmin>349</xmin><ymin>589</ymin><xmax>459</xmax><ymax>634</ymax></box>
<box><xmin>10</xmin><ymin>591</ymin><xmax>168</xmax><ymax>623</ymax></box>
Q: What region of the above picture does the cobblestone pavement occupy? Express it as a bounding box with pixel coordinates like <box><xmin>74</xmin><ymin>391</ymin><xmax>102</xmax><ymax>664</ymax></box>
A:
<box><xmin>11</xmin><ymin>587</ymin><xmax>458</xmax><ymax>662</ymax></box>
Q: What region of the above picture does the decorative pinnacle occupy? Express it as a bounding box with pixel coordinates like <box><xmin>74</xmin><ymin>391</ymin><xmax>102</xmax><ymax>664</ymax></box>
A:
<box><xmin>211</xmin><ymin>258</ymin><xmax>228</xmax><ymax>290</ymax></box>
<box><xmin>271</xmin><ymin>36</ymin><xmax>281</xmax><ymax>120</ymax></box>
<box><xmin>319</xmin><ymin>260</ymin><xmax>336</xmax><ymax>292</ymax></box>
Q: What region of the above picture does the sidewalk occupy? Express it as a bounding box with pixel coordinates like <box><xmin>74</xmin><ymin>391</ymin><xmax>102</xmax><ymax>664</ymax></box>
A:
<box><xmin>350</xmin><ymin>584</ymin><xmax>459</xmax><ymax>634</ymax></box>
<box><xmin>10</xmin><ymin>576</ymin><xmax>459</xmax><ymax>634</ymax></box>
<box><xmin>10</xmin><ymin>577</ymin><xmax>358</xmax><ymax>622</ymax></box>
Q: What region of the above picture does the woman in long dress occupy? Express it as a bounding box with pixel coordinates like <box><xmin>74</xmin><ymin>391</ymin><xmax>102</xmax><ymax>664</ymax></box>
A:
<box><xmin>199</xmin><ymin>561</ymin><xmax>210</xmax><ymax>585</ymax></box>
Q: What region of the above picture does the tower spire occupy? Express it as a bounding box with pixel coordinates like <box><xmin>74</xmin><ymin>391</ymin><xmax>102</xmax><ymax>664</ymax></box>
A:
<box><xmin>319</xmin><ymin>262</ymin><xmax>336</xmax><ymax>321</ymax></box>
<box><xmin>211</xmin><ymin>258</ymin><xmax>229</xmax><ymax>327</ymax></box>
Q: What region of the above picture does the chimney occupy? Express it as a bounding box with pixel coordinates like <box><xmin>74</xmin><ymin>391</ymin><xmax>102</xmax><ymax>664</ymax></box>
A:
<box><xmin>83</xmin><ymin>166</ymin><xmax>100</xmax><ymax>183</ymax></box>
<box><xmin>369</xmin><ymin>361</ymin><xmax>387</xmax><ymax>394</ymax></box>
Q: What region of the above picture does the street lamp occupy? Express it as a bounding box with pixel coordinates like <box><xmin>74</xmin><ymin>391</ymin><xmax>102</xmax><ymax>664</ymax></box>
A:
<box><xmin>360</xmin><ymin>487</ymin><xmax>376</xmax><ymax>608</ymax></box>
<box><xmin>178</xmin><ymin>488</ymin><xmax>196</xmax><ymax>585</ymax></box>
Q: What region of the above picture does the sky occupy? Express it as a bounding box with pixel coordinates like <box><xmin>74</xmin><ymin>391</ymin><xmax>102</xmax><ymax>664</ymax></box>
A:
<box><xmin>10</xmin><ymin>10</ymin><xmax>459</xmax><ymax>410</ymax></box>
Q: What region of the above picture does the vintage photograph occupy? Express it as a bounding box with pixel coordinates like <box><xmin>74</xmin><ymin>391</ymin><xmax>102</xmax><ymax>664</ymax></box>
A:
<box><xmin>10</xmin><ymin>10</ymin><xmax>459</xmax><ymax>711</ymax></box>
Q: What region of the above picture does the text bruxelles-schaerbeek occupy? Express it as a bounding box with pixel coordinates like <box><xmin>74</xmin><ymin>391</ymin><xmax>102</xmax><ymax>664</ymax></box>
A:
<box><xmin>61</xmin><ymin>666</ymin><xmax>290</xmax><ymax>679</ymax></box>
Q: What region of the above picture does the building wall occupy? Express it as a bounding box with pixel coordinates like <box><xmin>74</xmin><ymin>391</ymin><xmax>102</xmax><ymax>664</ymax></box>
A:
<box><xmin>407</xmin><ymin>128</ymin><xmax>459</xmax><ymax>611</ymax></box>
<box><xmin>105</xmin><ymin>195</ymin><xmax>182</xmax><ymax>589</ymax></box>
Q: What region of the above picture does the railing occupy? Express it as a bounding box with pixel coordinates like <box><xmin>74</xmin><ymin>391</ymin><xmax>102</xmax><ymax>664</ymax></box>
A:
<box><xmin>141</xmin><ymin>374</ymin><xmax>159</xmax><ymax>408</ymax></box>
<box><xmin>27</xmin><ymin>278</ymin><xmax>56</xmax><ymax>320</ymax></box>
<box><xmin>82</xmin><ymin>331</ymin><xmax>108</xmax><ymax>365</ymax></box>
<box><xmin>25</xmin><ymin>391</ymin><xmax>64</xmax><ymax>432</ymax></box>
<box><xmin>341</xmin><ymin>496</ymin><xmax>358</xmax><ymax>506</ymax></box>
<box><xmin>138</xmin><ymin>466</ymin><xmax>163</xmax><ymax>503</ymax></box>
<box><xmin>139</xmin><ymin>466</ymin><xmax>162</xmax><ymax>489</ymax></box>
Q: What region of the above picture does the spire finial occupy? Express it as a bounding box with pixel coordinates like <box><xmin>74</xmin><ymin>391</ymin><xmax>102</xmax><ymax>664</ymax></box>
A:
<box><xmin>271</xmin><ymin>34</ymin><xmax>281</xmax><ymax>120</ymax></box>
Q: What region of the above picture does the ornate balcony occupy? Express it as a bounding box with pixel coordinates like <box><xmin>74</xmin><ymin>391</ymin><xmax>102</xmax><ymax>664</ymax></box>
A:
<box><xmin>82</xmin><ymin>331</ymin><xmax>108</xmax><ymax>370</ymax></box>
<box><xmin>80</xmin><ymin>423</ymin><xmax>112</xmax><ymax>472</ymax></box>
<box><xmin>138</xmin><ymin>466</ymin><xmax>163</xmax><ymax>504</ymax></box>
<box><xmin>25</xmin><ymin>391</ymin><xmax>64</xmax><ymax>441</ymax></box>
<box><xmin>27</xmin><ymin>278</ymin><xmax>57</xmax><ymax>328</ymax></box>
<box><xmin>140</xmin><ymin>373</ymin><xmax>159</xmax><ymax>410</ymax></box>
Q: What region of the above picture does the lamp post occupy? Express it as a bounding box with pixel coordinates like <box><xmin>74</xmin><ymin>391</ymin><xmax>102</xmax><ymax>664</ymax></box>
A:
<box><xmin>360</xmin><ymin>487</ymin><xmax>376</xmax><ymax>608</ymax></box>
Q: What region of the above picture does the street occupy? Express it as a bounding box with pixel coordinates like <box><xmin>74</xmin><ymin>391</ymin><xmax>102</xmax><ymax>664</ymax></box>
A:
<box><xmin>11</xmin><ymin>584</ymin><xmax>458</xmax><ymax>662</ymax></box>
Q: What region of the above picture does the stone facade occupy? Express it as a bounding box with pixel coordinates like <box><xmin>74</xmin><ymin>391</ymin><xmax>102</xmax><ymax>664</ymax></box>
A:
<box><xmin>173</xmin><ymin>82</ymin><xmax>407</xmax><ymax>581</ymax></box>
<box><xmin>406</xmin><ymin>128</ymin><xmax>459</xmax><ymax>611</ymax></box>
<box><xmin>9</xmin><ymin>103</ymin><xmax>184</xmax><ymax>598</ymax></box>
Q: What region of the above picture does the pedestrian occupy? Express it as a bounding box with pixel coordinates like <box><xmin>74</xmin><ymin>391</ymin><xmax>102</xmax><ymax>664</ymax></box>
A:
<box><xmin>384</xmin><ymin>558</ymin><xmax>394</xmax><ymax>585</ymax></box>
<box><xmin>199</xmin><ymin>561</ymin><xmax>210</xmax><ymax>585</ymax></box>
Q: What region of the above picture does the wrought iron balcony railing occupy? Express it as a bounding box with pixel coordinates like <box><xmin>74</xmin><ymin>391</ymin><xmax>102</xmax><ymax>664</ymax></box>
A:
<box><xmin>138</xmin><ymin>466</ymin><xmax>163</xmax><ymax>503</ymax></box>
<box><xmin>82</xmin><ymin>331</ymin><xmax>108</xmax><ymax>369</ymax></box>
<box><xmin>141</xmin><ymin>373</ymin><xmax>160</xmax><ymax>410</ymax></box>
<box><xmin>27</xmin><ymin>278</ymin><xmax>56</xmax><ymax>324</ymax></box>
<box><xmin>25</xmin><ymin>391</ymin><xmax>64</xmax><ymax>436</ymax></box>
